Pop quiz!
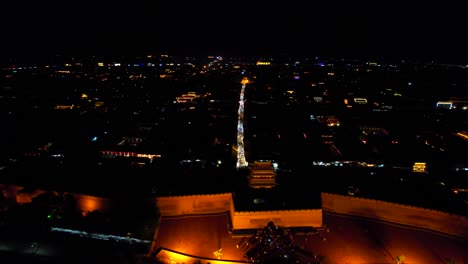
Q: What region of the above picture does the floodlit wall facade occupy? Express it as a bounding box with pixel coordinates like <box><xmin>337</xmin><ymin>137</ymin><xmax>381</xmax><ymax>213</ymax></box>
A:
<box><xmin>321</xmin><ymin>192</ymin><xmax>468</xmax><ymax>239</ymax></box>
<box><xmin>232</xmin><ymin>209</ymin><xmax>323</xmax><ymax>229</ymax></box>
<box><xmin>156</xmin><ymin>193</ymin><xmax>323</xmax><ymax>229</ymax></box>
<box><xmin>16</xmin><ymin>188</ymin><xmax>47</xmax><ymax>204</ymax></box>
<box><xmin>157</xmin><ymin>193</ymin><xmax>233</xmax><ymax>216</ymax></box>
<box><xmin>6</xmin><ymin>185</ymin><xmax>114</xmax><ymax>216</ymax></box>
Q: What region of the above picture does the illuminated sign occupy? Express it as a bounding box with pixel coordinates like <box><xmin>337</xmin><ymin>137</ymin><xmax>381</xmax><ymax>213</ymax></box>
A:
<box><xmin>354</xmin><ymin>98</ymin><xmax>368</xmax><ymax>104</ymax></box>
<box><xmin>436</xmin><ymin>101</ymin><xmax>452</xmax><ymax>109</ymax></box>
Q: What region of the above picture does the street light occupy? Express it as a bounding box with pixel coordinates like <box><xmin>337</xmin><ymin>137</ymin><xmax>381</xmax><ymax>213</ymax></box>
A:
<box><xmin>213</xmin><ymin>248</ymin><xmax>223</xmax><ymax>259</ymax></box>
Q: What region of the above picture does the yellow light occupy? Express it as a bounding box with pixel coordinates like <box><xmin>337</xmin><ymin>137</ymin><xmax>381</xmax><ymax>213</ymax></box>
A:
<box><xmin>54</xmin><ymin>105</ymin><xmax>74</xmax><ymax>110</ymax></box>
<box><xmin>241</xmin><ymin>78</ymin><xmax>249</xmax><ymax>85</ymax></box>
<box><xmin>155</xmin><ymin>248</ymin><xmax>243</xmax><ymax>264</ymax></box>
<box><xmin>213</xmin><ymin>248</ymin><xmax>223</xmax><ymax>259</ymax></box>
<box><xmin>94</xmin><ymin>101</ymin><xmax>104</xmax><ymax>107</ymax></box>
<box><xmin>256</xmin><ymin>61</ymin><xmax>271</xmax><ymax>66</ymax></box>
<box><xmin>413</xmin><ymin>162</ymin><xmax>427</xmax><ymax>173</ymax></box>
<box><xmin>456</xmin><ymin>131</ymin><xmax>468</xmax><ymax>140</ymax></box>
<box><xmin>136</xmin><ymin>153</ymin><xmax>161</xmax><ymax>159</ymax></box>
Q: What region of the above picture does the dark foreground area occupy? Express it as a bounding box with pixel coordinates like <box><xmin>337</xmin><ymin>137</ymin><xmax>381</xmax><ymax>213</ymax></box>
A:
<box><xmin>0</xmin><ymin>231</ymin><xmax>152</xmax><ymax>264</ymax></box>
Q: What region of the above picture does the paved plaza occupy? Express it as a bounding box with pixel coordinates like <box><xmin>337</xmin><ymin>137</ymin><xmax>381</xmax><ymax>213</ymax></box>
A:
<box><xmin>152</xmin><ymin>212</ymin><xmax>467</xmax><ymax>264</ymax></box>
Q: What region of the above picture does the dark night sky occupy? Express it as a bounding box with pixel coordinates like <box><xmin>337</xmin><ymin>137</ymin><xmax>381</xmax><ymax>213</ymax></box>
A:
<box><xmin>1</xmin><ymin>1</ymin><xmax>467</xmax><ymax>62</ymax></box>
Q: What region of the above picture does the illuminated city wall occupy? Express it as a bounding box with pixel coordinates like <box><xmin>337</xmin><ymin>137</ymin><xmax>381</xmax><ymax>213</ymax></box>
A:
<box><xmin>8</xmin><ymin>185</ymin><xmax>113</xmax><ymax>215</ymax></box>
<box><xmin>232</xmin><ymin>209</ymin><xmax>323</xmax><ymax>230</ymax></box>
<box><xmin>16</xmin><ymin>187</ymin><xmax>47</xmax><ymax>204</ymax></box>
<box><xmin>157</xmin><ymin>193</ymin><xmax>322</xmax><ymax>229</ymax></box>
<box><xmin>157</xmin><ymin>193</ymin><xmax>233</xmax><ymax>216</ymax></box>
<box><xmin>0</xmin><ymin>184</ymin><xmax>19</xmax><ymax>205</ymax></box>
<box><xmin>321</xmin><ymin>192</ymin><xmax>468</xmax><ymax>238</ymax></box>
<box><xmin>74</xmin><ymin>194</ymin><xmax>113</xmax><ymax>216</ymax></box>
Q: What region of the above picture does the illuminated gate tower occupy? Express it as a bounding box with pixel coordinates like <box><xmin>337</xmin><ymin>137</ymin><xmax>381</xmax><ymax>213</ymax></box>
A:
<box><xmin>248</xmin><ymin>160</ymin><xmax>277</xmax><ymax>189</ymax></box>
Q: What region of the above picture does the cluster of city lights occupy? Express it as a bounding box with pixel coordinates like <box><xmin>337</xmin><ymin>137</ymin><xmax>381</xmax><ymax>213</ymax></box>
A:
<box><xmin>239</xmin><ymin>221</ymin><xmax>295</xmax><ymax>262</ymax></box>
<box><xmin>312</xmin><ymin>160</ymin><xmax>385</xmax><ymax>168</ymax></box>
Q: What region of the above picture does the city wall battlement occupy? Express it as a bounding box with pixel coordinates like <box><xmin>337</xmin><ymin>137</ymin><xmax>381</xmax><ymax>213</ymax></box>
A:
<box><xmin>157</xmin><ymin>193</ymin><xmax>233</xmax><ymax>199</ymax></box>
<box><xmin>156</xmin><ymin>193</ymin><xmax>323</xmax><ymax>229</ymax></box>
<box><xmin>156</xmin><ymin>193</ymin><xmax>233</xmax><ymax>217</ymax></box>
<box><xmin>157</xmin><ymin>192</ymin><xmax>468</xmax><ymax>237</ymax></box>
<box><xmin>321</xmin><ymin>192</ymin><xmax>468</xmax><ymax>239</ymax></box>
<box><xmin>232</xmin><ymin>209</ymin><xmax>323</xmax><ymax>229</ymax></box>
<box><xmin>5</xmin><ymin>183</ymin><xmax>466</xmax><ymax>238</ymax></box>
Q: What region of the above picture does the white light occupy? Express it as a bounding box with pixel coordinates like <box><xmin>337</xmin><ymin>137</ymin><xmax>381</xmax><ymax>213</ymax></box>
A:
<box><xmin>236</xmin><ymin>82</ymin><xmax>248</xmax><ymax>168</ymax></box>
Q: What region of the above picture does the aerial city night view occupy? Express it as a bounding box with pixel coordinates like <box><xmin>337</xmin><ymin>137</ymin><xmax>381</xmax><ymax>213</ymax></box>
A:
<box><xmin>1</xmin><ymin>1</ymin><xmax>467</xmax><ymax>264</ymax></box>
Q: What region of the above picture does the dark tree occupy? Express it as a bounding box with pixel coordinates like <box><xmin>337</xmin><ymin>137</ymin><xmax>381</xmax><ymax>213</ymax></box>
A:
<box><xmin>239</xmin><ymin>221</ymin><xmax>297</xmax><ymax>263</ymax></box>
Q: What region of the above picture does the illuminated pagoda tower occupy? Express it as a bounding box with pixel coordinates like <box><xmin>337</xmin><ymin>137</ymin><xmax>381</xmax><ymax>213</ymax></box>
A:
<box><xmin>247</xmin><ymin>160</ymin><xmax>277</xmax><ymax>189</ymax></box>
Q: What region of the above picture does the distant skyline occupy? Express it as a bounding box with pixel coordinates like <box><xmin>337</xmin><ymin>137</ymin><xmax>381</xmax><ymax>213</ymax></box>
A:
<box><xmin>1</xmin><ymin>1</ymin><xmax>467</xmax><ymax>63</ymax></box>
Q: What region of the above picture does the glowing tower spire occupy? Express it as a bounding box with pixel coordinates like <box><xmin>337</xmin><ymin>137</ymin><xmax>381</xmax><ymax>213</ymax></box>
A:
<box><xmin>236</xmin><ymin>77</ymin><xmax>249</xmax><ymax>168</ymax></box>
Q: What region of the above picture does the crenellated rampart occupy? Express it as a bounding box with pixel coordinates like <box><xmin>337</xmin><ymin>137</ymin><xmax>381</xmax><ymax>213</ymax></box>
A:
<box><xmin>321</xmin><ymin>192</ymin><xmax>468</xmax><ymax>238</ymax></box>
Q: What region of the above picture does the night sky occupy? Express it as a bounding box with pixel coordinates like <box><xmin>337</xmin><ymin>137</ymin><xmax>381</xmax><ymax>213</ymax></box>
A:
<box><xmin>1</xmin><ymin>1</ymin><xmax>467</xmax><ymax>62</ymax></box>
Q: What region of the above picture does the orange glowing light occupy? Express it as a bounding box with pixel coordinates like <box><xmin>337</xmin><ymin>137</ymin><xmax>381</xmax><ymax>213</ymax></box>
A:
<box><xmin>78</xmin><ymin>195</ymin><xmax>103</xmax><ymax>215</ymax></box>
<box><xmin>456</xmin><ymin>131</ymin><xmax>468</xmax><ymax>140</ymax></box>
